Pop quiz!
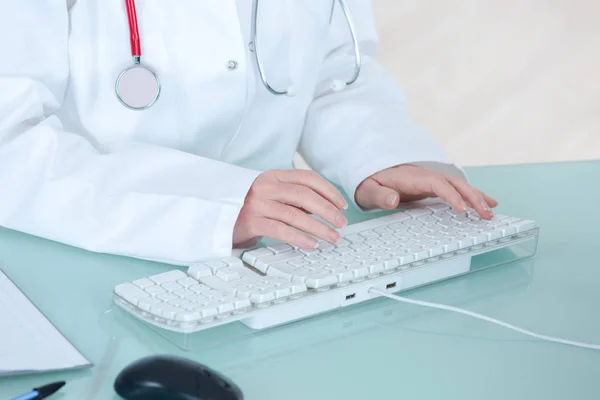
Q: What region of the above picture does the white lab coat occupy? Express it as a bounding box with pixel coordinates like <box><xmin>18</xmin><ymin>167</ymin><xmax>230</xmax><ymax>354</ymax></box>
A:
<box><xmin>0</xmin><ymin>0</ymin><xmax>463</xmax><ymax>266</ymax></box>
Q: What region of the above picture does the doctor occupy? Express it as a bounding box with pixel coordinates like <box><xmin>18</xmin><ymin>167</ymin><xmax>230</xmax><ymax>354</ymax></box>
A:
<box><xmin>0</xmin><ymin>0</ymin><xmax>496</xmax><ymax>266</ymax></box>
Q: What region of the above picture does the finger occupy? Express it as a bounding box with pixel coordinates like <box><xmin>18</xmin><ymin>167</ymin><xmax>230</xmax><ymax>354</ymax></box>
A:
<box><xmin>253</xmin><ymin>218</ymin><xmax>318</xmax><ymax>249</ymax></box>
<box><xmin>262</xmin><ymin>201</ymin><xmax>341</xmax><ymax>244</ymax></box>
<box><xmin>355</xmin><ymin>178</ymin><xmax>400</xmax><ymax>210</ymax></box>
<box><xmin>276</xmin><ymin>170</ymin><xmax>348</xmax><ymax>210</ymax></box>
<box><xmin>428</xmin><ymin>178</ymin><xmax>468</xmax><ymax>212</ymax></box>
<box><xmin>446</xmin><ymin>176</ymin><xmax>493</xmax><ymax>219</ymax></box>
<box><xmin>271</xmin><ymin>183</ymin><xmax>347</xmax><ymax>228</ymax></box>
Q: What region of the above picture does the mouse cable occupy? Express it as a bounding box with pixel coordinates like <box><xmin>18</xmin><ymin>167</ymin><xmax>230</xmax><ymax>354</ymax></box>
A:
<box><xmin>368</xmin><ymin>288</ymin><xmax>600</xmax><ymax>351</ymax></box>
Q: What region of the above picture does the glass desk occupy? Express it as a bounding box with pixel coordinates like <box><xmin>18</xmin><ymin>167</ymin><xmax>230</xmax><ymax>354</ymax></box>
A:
<box><xmin>1</xmin><ymin>161</ymin><xmax>599</xmax><ymax>399</ymax></box>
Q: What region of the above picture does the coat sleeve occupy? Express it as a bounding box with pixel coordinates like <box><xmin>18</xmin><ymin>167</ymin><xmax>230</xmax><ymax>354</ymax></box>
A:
<box><xmin>299</xmin><ymin>0</ymin><xmax>467</xmax><ymax>209</ymax></box>
<box><xmin>0</xmin><ymin>2</ymin><xmax>260</xmax><ymax>265</ymax></box>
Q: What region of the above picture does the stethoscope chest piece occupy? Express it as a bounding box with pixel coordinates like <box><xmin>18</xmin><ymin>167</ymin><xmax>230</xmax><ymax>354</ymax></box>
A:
<box><xmin>116</xmin><ymin>63</ymin><xmax>160</xmax><ymax>110</ymax></box>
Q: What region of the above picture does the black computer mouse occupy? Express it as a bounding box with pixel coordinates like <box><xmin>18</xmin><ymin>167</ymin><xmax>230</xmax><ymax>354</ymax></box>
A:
<box><xmin>114</xmin><ymin>354</ymin><xmax>243</xmax><ymax>400</ymax></box>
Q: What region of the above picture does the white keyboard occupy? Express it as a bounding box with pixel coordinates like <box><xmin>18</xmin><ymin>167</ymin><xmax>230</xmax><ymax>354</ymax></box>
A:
<box><xmin>113</xmin><ymin>202</ymin><xmax>539</xmax><ymax>333</ymax></box>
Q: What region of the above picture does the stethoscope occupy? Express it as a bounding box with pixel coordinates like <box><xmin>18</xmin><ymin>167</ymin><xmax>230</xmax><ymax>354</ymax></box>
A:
<box><xmin>115</xmin><ymin>0</ymin><xmax>362</xmax><ymax>111</ymax></box>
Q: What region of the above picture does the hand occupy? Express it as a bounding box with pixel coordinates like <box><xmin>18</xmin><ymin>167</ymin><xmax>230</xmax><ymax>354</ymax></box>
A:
<box><xmin>233</xmin><ymin>170</ymin><xmax>348</xmax><ymax>249</ymax></box>
<box><xmin>355</xmin><ymin>164</ymin><xmax>498</xmax><ymax>219</ymax></box>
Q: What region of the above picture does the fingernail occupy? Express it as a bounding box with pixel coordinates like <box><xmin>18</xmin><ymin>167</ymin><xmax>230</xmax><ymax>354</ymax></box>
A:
<box><xmin>329</xmin><ymin>230</ymin><xmax>340</xmax><ymax>243</ymax></box>
<box><xmin>309</xmin><ymin>240</ymin><xmax>318</xmax><ymax>249</ymax></box>
<box><xmin>386</xmin><ymin>193</ymin><xmax>399</xmax><ymax>207</ymax></box>
<box><xmin>335</xmin><ymin>214</ymin><xmax>347</xmax><ymax>227</ymax></box>
<box><xmin>480</xmin><ymin>198</ymin><xmax>491</xmax><ymax>212</ymax></box>
<box><xmin>340</xmin><ymin>200</ymin><xmax>349</xmax><ymax>210</ymax></box>
<box><xmin>460</xmin><ymin>200</ymin><xmax>468</xmax><ymax>211</ymax></box>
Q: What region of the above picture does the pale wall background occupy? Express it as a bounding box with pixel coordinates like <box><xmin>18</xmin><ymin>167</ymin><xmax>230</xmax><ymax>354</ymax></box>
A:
<box><xmin>371</xmin><ymin>0</ymin><xmax>600</xmax><ymax>166</ymax></box>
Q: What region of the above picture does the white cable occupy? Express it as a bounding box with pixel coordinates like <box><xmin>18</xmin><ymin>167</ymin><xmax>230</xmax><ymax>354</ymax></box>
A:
<box><xmin>369</xmin><ymin>288</ymin><xmax>600</xmax><ymax>351</ymax></box>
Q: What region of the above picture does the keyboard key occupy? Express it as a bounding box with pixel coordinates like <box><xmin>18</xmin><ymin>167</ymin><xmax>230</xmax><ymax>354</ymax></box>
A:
<box><xmin>336</xmin><ymin>238</ymin><xmax>351</xmax><ymax>247</ymax></box>
<box><xmin>187</xmin><ymin>264</ymin><xmax>213</xmax><ymax>280</ymax></box>
<box><xmin>242</xmin><ymin>248</ymin><xmax>274</xmax><ymax>264</ymax></box>
<box><xmin>234</xmin><ymin>298</ymin><xmax>252</xmax><ymax>309</ymax></box>
<box><xmin>273</xmin><ymin>287</ymin><xmax>292</xmax><ymax>299</ymax></box>
<box><xmin>138</xmin><ymin>297</ymin><xmax>162</xmax><ymax>311</ymax></box>
<box><xmin>364</xmin><ymin>238</ymin><xmax>385</xmax><ymax>247</ymax></box>
<box><xmin>250</xmin><ymin>291</ymin><xmax>276</xmax><ymax>304</ymax></box>
<box><xmin>305</xmin><ymin>273</ymin><xmax>338</xmax><ymax>288</ymax></box>
<box><xmin>199</xmin><ymin>304</ymin><xmax>218</xmax><ymax>318</ymax></box>
<box><xmin>418</xmin><ymin>215</ymin><xmax>438</xmax><ymax>224</ymax></box>
<box><xmin>299</xmin><ymin>248</ymin><xmax>319</xmax><ymax>255</ymax></box>
<box><xmin>162</xmin><ymin>282</ymin><xmax>183</xmax><ymax>292</ymax></box>
<box><xmin>453</xmin><ymin>214</ymin><xmax>471</xmax><ymax>224</ymax></box>
<box><xmin>468</xmin><ymin>232</ymin><xmax>489</xmax><ymax>245</ymax></box>
<box><xmin>289</xmin><ymin>259</ymin><xmax>309</xmax><ymax>267</ymax></box>
<box><xmin>402</xmin><ymin>219</ymin><xmax>422</xmax><ymax>227</ymax></box>
<box><xmin>289</xmin><ymin>282</ymin><xmax>308</xmax><ymax>294</ymax></box>
<box><xmin>174</xmin><ymin>288</ymin><xmax>195</xmax><ymax>298</ymax></box>
<box><xmin>349</xmin><ymin>265</ymin><xmax>369</xmax><ymax>279</ymax></box>
<box><xmin>168</xmin><ymin>298</ymin><xmax>193</xmax><ymax>308</ymax></box>
<box><xmin>188</xmin><ymin>284</ymin><xmax>211</xmax><ymax>294</ymax></box>
<box><xmin>395</xmin><ymin>251</ymin><xmax>415</xmax><ymax>265</ymax></box>
<box><xmin>368</xmin><ymin>262</ymin><xmax>385</xmax><ymax>274</ymax></box>
<box><xmin>499</xmin><ymin>225</ymin><xmax>518</xmax><ymax>236</ymax></box>
<box><xmin>373</xmin><ymin>226</ymin><xmax>393</xmax><ymax>234</ymax></box>
<box><xmin>145</xmin><ymin>286</ymin><xmax>166</xmax><ymax>296</ymax></box>
<box><xmin>216</xmin><ymin>267</ymin><xmax>241</xmax><ymax>281</ymax></box>
<box><xmin>305</xmin><ymin>254</ymin><xmax>325</xmax><ymax>263</ymax></box>
<box><xmin>175</xmin><ymin>311</ymin><xmax>202</xmax><ymax>322</ymax></box>
<box><xmin>437</xmin><ymin>220</ymin><xmax>458</xmax><ymax>228</ymax></box>
<box><xmin>433</xmin><ymin>212</ymin><xmax>453</xmax><ymax>221</ymax></box>
<box><xmin>330</xmin><ymin>267</ymin><xmax>354</xmax><ymax>283</ymax></box>
<box><xmin>438</xmin><ymin>239</ymin><xmax>460</xmax><ymax>253</ymax></box>
<box><xmin>149</xmin><ymin>303</ymin><xmax>168</xmax><ymax>317</ymax></box>
<box><xmin>217</xmin><ymin>302</ymin><xmax>235</xmax><ymax>314</ymax></box>
<box><xmin>513</xmin><ymin>220</ymin><xmax>536</xmax><ymax>232</ymax></box>
<box><xmin>345</xmin><ymin>234</ymin><xmax>365</xmax><ymax>243</ymax></box>
<box><xmin>132</xmin><ymin>278</ymin><xmax>154</xmax><ymax>289</ymax></box>
<box><xmin>454</xmin><ymin>237</ymin><xmax>475</xmax><ymax>249</ymax></box>
<box><xmin>161</xmin><ymin>307</ymin><xmax>181</xmax><ymax>320</ymax></box>
<box><xmin>316</xmin><ymin>242</ymin><xmax>335</xmax><ymax>251</ymax></box>
<box><xmin>205</xmin><ymin>260</ymin><xmax>228</xmax><ymax>271</ymax></box>
<box><xmin>388</xmin><ymin>222</ymin><xmax>408</xmax><ymax>231</ymax></box>
<box><xmin>177</xmin><ymin>277</ymin><xmax>199</xmax><ymax>288</ymax></box>
<box><xmin>186</xmin><ymin>295</ymin><xmax>208</xmax><ymax>303</ymax></box>
<box><xmin>157</xmin><ymin>293</ymin><xmax>178</xmax><ymax>302</ymax></box>
<box><xmin>268</xmin><ymin>244</ymin><xmax>294</xmax><ymax>254</ymax></box>
<box><xmin>149</xmin><ymin>270</ymin><xmax>186</xmax><ymax>285</ymax></box>
<box><xmin>427</xmin><ymin>203</ymin><xmax>450</xmax><ymax>212</ymax></box>
<box><xmin>115</xmin><ymin>283</ymin><xmax>150</xmax><ymax>306</ymax></box>
<box><xmin>406</xmin><ymin>208</ymin><xmax>432</xmax><ymax>217</ymax></box>
<box><xmin>198</xmin><ymin>276</ymin><xmax>238</xmax><ymax>294</ymax></box>
<box><xmin>359</xmin><ymin>230</ymin><xmax>379</xmax><ymax>239</ymax></box>
<box><xmin>334</xmin><ymin>247</ymin><xmax>353</xmax><ymax>255</ymax></box>
<box><xmin>406</xmin><ymin>247</ymin><xmax>429</xmax><ymax>260</ymax></box>
<box><xmin>381</xmin><ymin>256</ymin><xmax>399</xmax><ymax>270</ymax></box>
<box><xmin>254</xmin><ymin>251</ymin><xmax>304</xmax><ymax>272</ymax></box>
<box><xmin>350</xmin><ymin>243</ymin><xmax>370</xmax><ymax>251</ymax></box>
<box><xmin>410</xmin><ymin>227</ymin><xmax>430</xmax><ymax>235</ymax></box>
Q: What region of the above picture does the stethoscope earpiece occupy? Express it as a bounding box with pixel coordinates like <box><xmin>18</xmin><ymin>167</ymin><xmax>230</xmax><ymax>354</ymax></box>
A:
<box><xmin>331</xmin><ymin>80</ymin><xmax>347</xmax><ymax>92</ymax></box>
<box><xmin>285</xmin><ymin>85</ymin><xmax>298</xmax><ymax>97</ymax></box>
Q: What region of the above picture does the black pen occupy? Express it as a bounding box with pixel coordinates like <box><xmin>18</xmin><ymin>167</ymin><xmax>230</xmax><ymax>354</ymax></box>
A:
<box><xmin>11</xmin><ymin>381</ymin><xmax>66</xmax><ymax>400</ymax></box>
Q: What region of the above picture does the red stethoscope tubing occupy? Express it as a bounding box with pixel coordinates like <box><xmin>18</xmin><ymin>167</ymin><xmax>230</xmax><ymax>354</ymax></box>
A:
<box><xmin>125</xmin><ymin>0</ymin><xmax>141</xmax><ymax>58</ymax></box>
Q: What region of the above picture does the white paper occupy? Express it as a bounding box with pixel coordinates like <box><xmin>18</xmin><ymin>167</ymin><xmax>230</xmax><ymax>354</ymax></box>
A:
<box><xmin>0</xmin><ymin>268</ymin><xmax>91</xmax><ymax>375</ymax></box>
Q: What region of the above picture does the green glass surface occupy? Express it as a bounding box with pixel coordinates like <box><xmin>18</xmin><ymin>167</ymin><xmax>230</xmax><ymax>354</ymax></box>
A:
<box><xmin>1</xmin><ymin>161</ymin><xmax>600</xmax><ymax>399</ymax></box>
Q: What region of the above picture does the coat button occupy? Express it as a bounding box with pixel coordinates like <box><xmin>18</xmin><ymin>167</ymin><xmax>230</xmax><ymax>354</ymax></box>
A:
<box><xmin>227</xmin><ymin>60</ymin><xmax>238</xmax><ymax>70</ymax></box>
